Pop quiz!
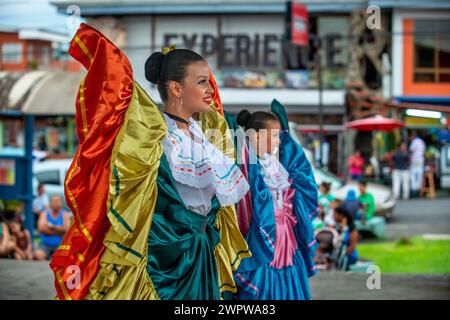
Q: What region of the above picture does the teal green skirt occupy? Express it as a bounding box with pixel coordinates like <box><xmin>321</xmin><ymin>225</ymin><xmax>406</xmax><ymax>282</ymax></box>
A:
<box><xmin>146</xmin><ymin>155</ymin><xmax>221</xmax><ymax>300</ymax></box>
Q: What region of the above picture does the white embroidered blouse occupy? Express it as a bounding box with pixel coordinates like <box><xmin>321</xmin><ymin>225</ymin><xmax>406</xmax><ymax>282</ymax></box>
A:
<box><xmin>161</xmin><ymin>113</ymin><xmax>249</xmax><ymax>215</ymax></box>
<box><xmin>259</xmin><ymin>152</ymin><xmax>291</xmax><ymax>209</ymax></box>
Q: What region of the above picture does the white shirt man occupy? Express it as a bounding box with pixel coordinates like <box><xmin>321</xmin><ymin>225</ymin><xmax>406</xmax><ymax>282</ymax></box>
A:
<box><xmin>33</xmin><ymin>185</ymin><xmax>49</xmax><ymax>215</ymax></box>
<box><xmin>409</xmin><ymin>136</ymin><xmax>426</xmax><ymax>192</ymax></box>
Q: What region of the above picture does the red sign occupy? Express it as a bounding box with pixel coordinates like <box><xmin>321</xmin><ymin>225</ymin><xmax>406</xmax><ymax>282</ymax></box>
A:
<box><xmin>291</xmin><ymin>2</ymin><xmax>309</xmax><ymax>46</ymax></box>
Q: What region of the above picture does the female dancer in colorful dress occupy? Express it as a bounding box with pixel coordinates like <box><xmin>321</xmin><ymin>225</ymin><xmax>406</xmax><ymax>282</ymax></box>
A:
<box><xmin>228</xmin><ymin>100</ymin><xmax>319</xmax><ymax>300</ymax></box>
<box><xmin>50</xmin><ymin>23</ymin><xmax>251</xmax><ymax>300</ymax></box>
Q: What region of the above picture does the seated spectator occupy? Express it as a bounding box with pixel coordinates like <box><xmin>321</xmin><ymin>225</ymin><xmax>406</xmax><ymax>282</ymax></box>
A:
<box><xmin>334</xmin><ymin>206</ymin><xmax>359</xmax><ymax>270</ymax></box>
<box><xmin>10</xmin><ymin>217</ymin><xmax>33</xmax><ymax>260</ymax></box>
<box><xmin>326</xmin><ymin>198</ymin><xmax>341</xmax><ymax>227</ymax></box>
<box><xmin>342</xmin><ymin>189</ymin><xmax>363</xmax><ymax>220</ymax></box>
<box><xmin>0</xmin><ymin>218</ymin><xmax>14</xmax><ymax>258</ymax></box>
<box><xmin>33</xmin><ymin>184</ymin><xmax>49</xmax><ymax>228</ymax></box>
<box><xmin>318</xmin><ymin>182</ymin><xmax>335</xmax><ymax>226</ymax></box>
<box><xmin>34</xmin><ymin>195</ymin><xmax>71</xmax><ymax>260</ymax></box>
<box><xmin>357</xmin><ymin>180</ymin><xmax>376</xmax><ymax>225</ymax></box>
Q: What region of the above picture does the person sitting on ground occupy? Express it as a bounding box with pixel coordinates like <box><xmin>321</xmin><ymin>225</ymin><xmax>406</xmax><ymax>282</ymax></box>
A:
<box><xmin>334</xmin><ymin>206</ymin><xmax>359</xmax><ymax>270</ymax></box>
<box><xmin>0</xmin><ymin>216</ymin><xmax>14</xmax><ymax>258</ymax></box>
<box><xmin>32</xmin><ymin>184</ymin><xmax>49</xmax><ymax>228</ymax></box>
<box><xmin>318</xmin><ymin>182</ymin><xmax>335</xmax><ymax>227</ymax></box>
<box><xmin>327</xmin><ymin>198</ymin><xmax>341</xmax><ymax>228</ymax></box>
<box><xmin>10</xmin><ymin>217</ymin><xmax>33</xmax><ymax>260</ymax></box>
<box><xmin>342</xmin><ymin>189</ymin><xmax>363</xmax><ymax>220</ymax></box>
<box><xmin>357</xmin><ymin>180</ymin><xmax>376</xmax><ymax>225</ymax></box>
<box><xmin>34</xmin><ymin>195</ymin><xmax>71</xmax><ymax>260</ymax></box>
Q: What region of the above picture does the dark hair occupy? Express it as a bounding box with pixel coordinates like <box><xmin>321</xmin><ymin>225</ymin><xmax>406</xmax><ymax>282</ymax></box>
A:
<box><xmin>358</xmin><ymin>180</ymin><xmax>367</xmax><ymax>187</ymax></box>
<box><xmin>145</xmin><ymin>49</ymin><xmax>205</xmax><ymax>102</ymax></box>
<box><xmin>320</xmin><ymin>182</ymin><xmax>332</xmax><ymax>193</ymax></box>
<box><xmin>236</xmin><ymin>110</ymin><xmax>279</xmax><ymax>131</ymax></box>
<box><xmin>335</xmin><ymin>206</ymin><xmax>355</xmax><ymax>231</ymax></box>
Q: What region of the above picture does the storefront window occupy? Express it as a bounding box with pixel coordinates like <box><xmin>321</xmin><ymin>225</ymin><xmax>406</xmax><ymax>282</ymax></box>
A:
<box><xmin>0</xmin><ymin>118</ymin><xmax>23</xmax><ymax>153</ymax></box>
<box><xmin>414</xmin><ymin>20</ymin><xmax>450</xmax><ymax>83</ymax></box>
<box><xmin>2</xmin><ymin>42</ymin><xmax>23</xmax><ymax>63</ymax></box>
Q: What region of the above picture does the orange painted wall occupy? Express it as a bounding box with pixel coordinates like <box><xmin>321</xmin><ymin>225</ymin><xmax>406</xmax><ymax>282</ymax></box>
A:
<box><xmin>403</xmin><ymin>19</ymin><xmax>450</xmax><ymax>96</ymax></box>
<box><xmin>0</xmin><ymin>32</ymin><xmax>27</xmax><ymax>71</ymax></box>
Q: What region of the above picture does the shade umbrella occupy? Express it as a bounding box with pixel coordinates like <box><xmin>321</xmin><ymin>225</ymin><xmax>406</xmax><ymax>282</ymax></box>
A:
<box><xmin>345</xmin><ymin>115</ymin><xmax>404</xmax><ymax>132</ymax></box>
<box><xmin>345</xmin><ymin>115</ymin><xmax>405</xmax><ymax>179</ymax></box>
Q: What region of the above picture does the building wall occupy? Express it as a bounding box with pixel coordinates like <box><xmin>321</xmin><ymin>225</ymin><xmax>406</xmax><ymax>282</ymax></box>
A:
<box><xmin>93</xmin><ymin>14</ymin><xmax>290</xmax><ymax>89</ymax></box>
<box><xmin>0</xmin><ymin>32</ymin><xmax>54</xmax><ymax>71</ymax></box>
<box><xmin>392</xmin><ymin>9</ymin><xmax>450</xmax><ymax>98</ymax></box>
<box><xmin>0</xmin><ymin>32</ymin><xmax>27</xmax><ymax>71</ymax></box>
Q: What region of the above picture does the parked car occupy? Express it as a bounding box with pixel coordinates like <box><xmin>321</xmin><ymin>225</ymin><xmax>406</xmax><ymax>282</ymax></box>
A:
<box><xmin>33</xmin><ymin>159</ymin><xmax>72</xmax><ymax>210</ymax></box>
<box><xmin>30</xmin><ymin>124</ymin><xmax>396</xmax><ymax>219</ymax></box>
<box><xmin>289</xmin><ymin>122</ymin><xmax>396</xmax><ymax>220</ymax></box>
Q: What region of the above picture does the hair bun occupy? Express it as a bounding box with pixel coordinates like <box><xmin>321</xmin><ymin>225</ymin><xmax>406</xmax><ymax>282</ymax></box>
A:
<box><xmin>236</xmin><ymin>109</ymin><xmax>251</xmax><ymax>128</ymax></box>
<box><xmin>145</xmin><ymin>52</ymin><xmax>164</xmax><ymax>84</ymax></box>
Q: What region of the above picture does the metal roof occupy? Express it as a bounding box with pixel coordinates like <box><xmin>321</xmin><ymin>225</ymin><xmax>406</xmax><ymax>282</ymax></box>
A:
<box><xmin>50</xmin><ymin>0</ymin><xmax>368</xmax><ymax>15</ymax></box>
<box><xmin>50</xmin><ymin>0</ymin><xmax>450</xmax><ymax>15</ymax></box>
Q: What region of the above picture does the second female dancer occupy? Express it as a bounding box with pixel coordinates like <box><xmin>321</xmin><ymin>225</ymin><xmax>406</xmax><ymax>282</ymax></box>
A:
<box><xmin>228</xmin><ymin>100</ymin><xmax>319</xmax><ymax>300</ymax></box>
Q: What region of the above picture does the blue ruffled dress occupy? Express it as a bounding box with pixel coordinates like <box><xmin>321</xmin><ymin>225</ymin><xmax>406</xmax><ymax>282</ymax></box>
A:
<box><xmin>232</xmin><ymin>99</ymin><xmax>319</xmax><ymax>300</ymax></box>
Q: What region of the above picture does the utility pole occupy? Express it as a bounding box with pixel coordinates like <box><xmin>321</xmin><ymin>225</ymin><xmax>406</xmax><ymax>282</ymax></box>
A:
<box><xmin>316</xmin><ymin>50</ymin><xmax>324</xmax><ymax>168</ymax></box>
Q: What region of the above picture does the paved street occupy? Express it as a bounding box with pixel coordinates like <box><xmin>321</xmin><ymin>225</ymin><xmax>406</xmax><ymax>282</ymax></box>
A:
<box><xmin>385</xmin><ymin>198</ymin><xmax>450</xmax><ymax>240</ymax></box>
<box><xmin>0</xmin><ymin>259</ymin><xmax>449</xmax><ymax>300</ymax></box>
<box><xmin>0</xmin><ymin>198</ymin><xmax>449</xmax><ymax>300</ymax></box>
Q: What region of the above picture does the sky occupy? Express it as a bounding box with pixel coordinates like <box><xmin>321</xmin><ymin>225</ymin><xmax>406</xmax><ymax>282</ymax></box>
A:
<box><xmin>0</xmin><ymin>0</ymin><xmax>76</xmax><ymax>35</ymax></box>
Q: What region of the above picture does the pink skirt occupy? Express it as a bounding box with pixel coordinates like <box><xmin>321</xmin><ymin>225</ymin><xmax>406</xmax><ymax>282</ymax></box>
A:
<box><xmin>269</xmin><ymin>186</ymin><xmax>298</xmax><ymax>269</ymax></box>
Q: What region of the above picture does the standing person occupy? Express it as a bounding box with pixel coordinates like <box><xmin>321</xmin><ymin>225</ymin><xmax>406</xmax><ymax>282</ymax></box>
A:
<box><xmin>38</xmin><ymin>135</ymin><xmax>47</xmax><ymax>151</ymax></box>
<box><xmin>50</xmin><ymin>23</ymin><xmax>251</xmax><ymax>300</ymax></box>
<box><xmin>348</xmin><ymin>150</ymin><xmax>365</xmax><ymax>181</ymax></box>
<box><xmin>357</xmin><ymin>181</ymin><xmax>376</xmax><ymax>225</ymax></box>
<box><xmin>232</xmin><ymin>101</ymin><xmax>319</xmax><ymax>300</ymax></box>
<box><xmin>409</xmin><ymin>132</ymin><xmax>426</xmax><ymax>197</ymax></box>
<box><xmin>392</xmin><ymin>142</ymin><xmax>410</xmax><ymax>200</ymax></box>
<box><xmin>334</xmin><ymin>206</ymin><xmax>359</xmax><ymax>270</ymax></box>
<box><xmin>34</xmin><ymin>195</ymin><xmax>71</xmax><ymax>260</ymax></box>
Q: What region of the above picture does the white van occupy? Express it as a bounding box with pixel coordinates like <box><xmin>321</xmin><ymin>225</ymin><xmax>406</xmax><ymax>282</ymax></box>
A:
<box><xmin>33</xmin><ymin>159</ymin><xmax>72</xmax><ymax>210</ymax></box>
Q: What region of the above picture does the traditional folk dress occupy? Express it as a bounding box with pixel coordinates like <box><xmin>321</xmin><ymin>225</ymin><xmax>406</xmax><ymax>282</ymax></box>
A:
<box><xmin>50</xmin><ymin>23</ymin><xmax>251</xmax><ymax>300</ymax></box>
<box><xmin>227</xmin><ymin>100</ymin><xmax>320</xmax><ymax>300</ymax></box>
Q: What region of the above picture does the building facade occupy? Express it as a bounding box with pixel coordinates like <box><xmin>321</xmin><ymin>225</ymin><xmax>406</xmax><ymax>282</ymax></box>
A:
<box><xmin>49</xmin><ymin>0</ymin><xmax>450</xmax><ymax>175</ymax></box>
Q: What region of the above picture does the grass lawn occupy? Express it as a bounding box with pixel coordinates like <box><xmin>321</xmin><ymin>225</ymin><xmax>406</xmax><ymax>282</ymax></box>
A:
<box><xmin>357</xmin><ymin>236</ymin><xmax>450</xmax><ymax>274</ymax></box>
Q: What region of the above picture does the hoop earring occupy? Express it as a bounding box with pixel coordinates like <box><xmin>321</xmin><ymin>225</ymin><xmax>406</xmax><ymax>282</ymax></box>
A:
<box><xmin>178</xmin><ymin>97</ymin><xmax>183</xmax><ymax>113</ymax></box>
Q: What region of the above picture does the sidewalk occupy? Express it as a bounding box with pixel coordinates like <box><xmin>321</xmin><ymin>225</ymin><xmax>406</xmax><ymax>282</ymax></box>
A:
<box><xmin>0</xmin><ymin>259</ymin><xmax>449</xmax><ymax>300</ymax></box>
<box><xmin>385</xmin><ymin>198</ymin><xmax>450</xmax><ymax>240</ymax></box>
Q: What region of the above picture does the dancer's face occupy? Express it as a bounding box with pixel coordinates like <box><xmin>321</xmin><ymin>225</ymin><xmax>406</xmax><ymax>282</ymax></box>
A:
<box><xmin>256</xmin><ymin>119</ymin><xmax>281</xmax><ymax>156</ymax></box>
<box><xmin>169</xmin><ymin>60</ymin><xmax>214</xmax><ymax>115</ymax></box>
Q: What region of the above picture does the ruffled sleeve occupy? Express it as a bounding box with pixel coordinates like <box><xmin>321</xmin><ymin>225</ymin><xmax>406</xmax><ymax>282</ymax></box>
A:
<box><xmin>199</xmin><ymin>106</ymin><xmax>252</xmax><ymax>298</ymax></box>
<box><xmin>50</xmin><ymin>23</ymin><xmax>167</xmax><ymax>300</ymax></box>
<box><xmin>272</xmin><ymin>99</ymin><xmax>319</xmax><ymax>277</ymax></box>
<box><xmin>86</xmin><ymin>82</ymin><xmax>166</xmax><ymax>299</ymax></box>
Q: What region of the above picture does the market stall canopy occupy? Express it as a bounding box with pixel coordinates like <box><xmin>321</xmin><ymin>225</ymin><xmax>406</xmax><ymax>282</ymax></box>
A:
<box><xmin>345</xmin><ymin>115</ymin><xmax>405</xmax><ymax>131</ymax></box>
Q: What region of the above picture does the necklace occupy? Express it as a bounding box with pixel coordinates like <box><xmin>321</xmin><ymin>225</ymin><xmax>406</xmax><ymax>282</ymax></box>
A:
<box><xmin>164</xmin><ymin>111</ymin><xmax>204</xmax><ymax>144</ymax></box>
<box><xmin>163</xmin><ymin>112</ymin><xmax>191</xmax><ymax>126</ymax></box>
